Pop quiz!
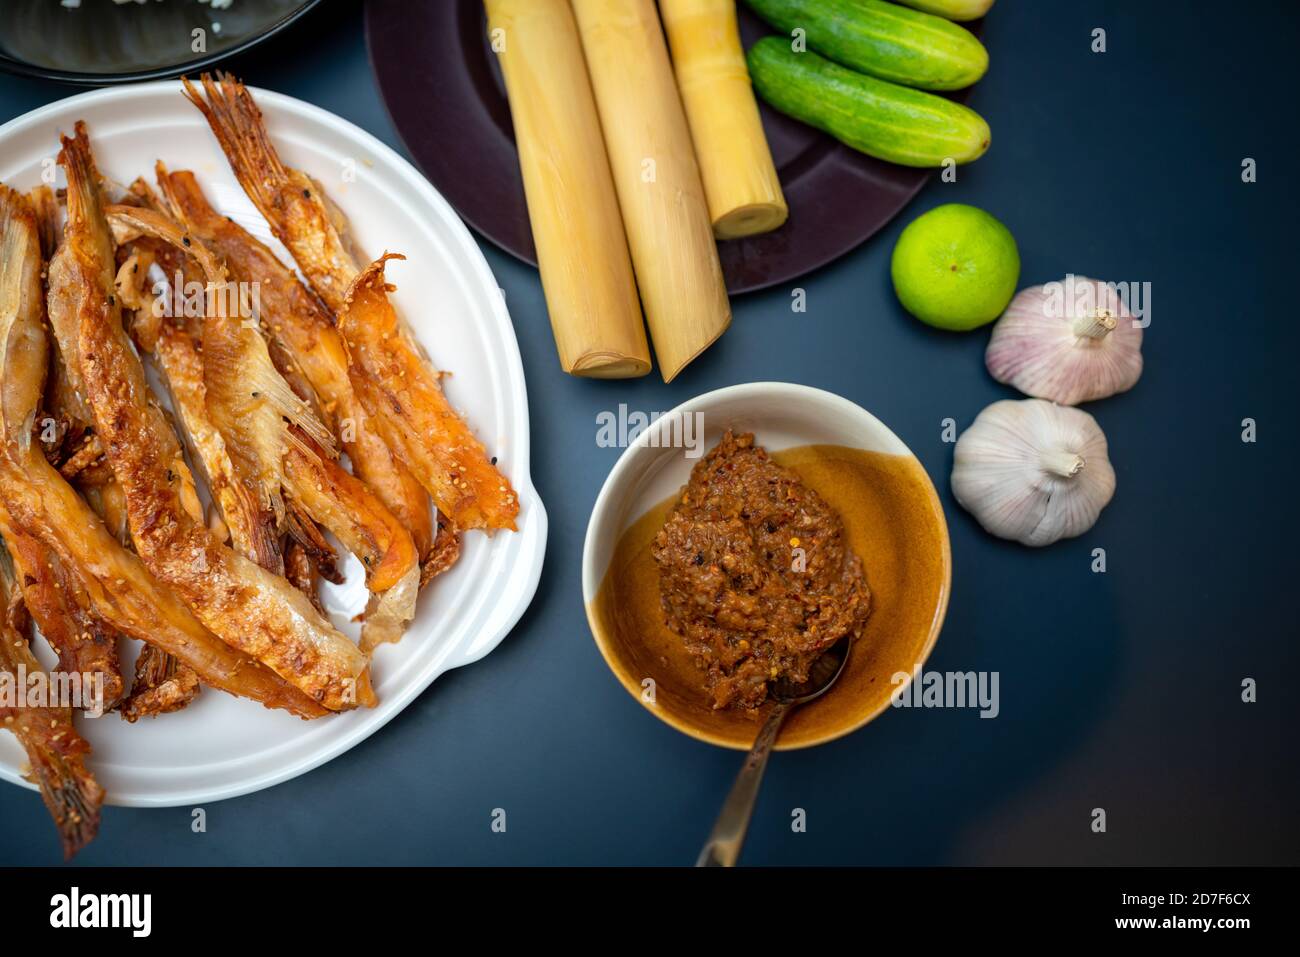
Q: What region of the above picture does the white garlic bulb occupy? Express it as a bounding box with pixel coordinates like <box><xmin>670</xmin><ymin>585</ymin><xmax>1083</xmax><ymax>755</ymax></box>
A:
<box><xmin>951</xmin><ymin>399</ymin><xmax>1115</xmax><ymax>547</ymax></box>
<box><xmin>985</xmin><ymin>276</ymin><xmax>1143</xmax><ymax>405</ymax></box>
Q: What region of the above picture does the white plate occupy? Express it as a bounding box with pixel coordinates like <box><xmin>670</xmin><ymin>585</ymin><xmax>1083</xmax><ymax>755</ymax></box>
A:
<box><xmin>0</xmin><ymin>82</ymin><xmax>547</xmax><ymax>807</ymax></box>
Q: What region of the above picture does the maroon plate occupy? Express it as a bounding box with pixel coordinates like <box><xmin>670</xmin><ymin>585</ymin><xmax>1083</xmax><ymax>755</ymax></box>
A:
<box><xmin>364</xmin><ymin>0</ymin><xmax>980</xmax><ymax>295</ymax></box>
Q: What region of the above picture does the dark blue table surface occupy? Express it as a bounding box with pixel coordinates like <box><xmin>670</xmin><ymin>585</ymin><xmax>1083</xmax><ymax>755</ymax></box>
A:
<box><xmin>1</xmin><ymin>0</ymin><xmax>1296</xmax><ymax>866</ymax></box>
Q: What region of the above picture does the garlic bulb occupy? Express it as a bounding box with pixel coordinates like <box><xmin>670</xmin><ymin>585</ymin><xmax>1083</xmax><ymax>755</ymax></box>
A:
<box><xmin>951</xmin><ymin>399</ymin><xmax>1115</xmax><ymax>546</ymax></box>
<box><xmin>985</xmin><ymin>276</ymin><xmax>1143</xmax><ymax>405</ymax></box>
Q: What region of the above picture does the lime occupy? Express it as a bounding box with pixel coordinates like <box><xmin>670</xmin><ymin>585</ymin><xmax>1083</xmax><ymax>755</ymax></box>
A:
<box><xmin>890</xmin><ymin>204</ymin><xmax>1020</xmax><ymax>331</ymax></box>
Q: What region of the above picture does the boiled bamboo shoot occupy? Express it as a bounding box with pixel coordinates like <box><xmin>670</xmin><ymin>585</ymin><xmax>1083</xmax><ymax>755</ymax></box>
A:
<box><xmin>660</xmin><ymin>0</ymin><xmax>788</xmax><ymax>239</ymax></box>
<box><xmin>571</xmin><ymin>0</ymin><xmax>732</xmax><ymax>382</ymax></box>
<box><xmin>485</xmin><ymin>0</ymin><xmax>651</xmax><ymax>378</ymax></box>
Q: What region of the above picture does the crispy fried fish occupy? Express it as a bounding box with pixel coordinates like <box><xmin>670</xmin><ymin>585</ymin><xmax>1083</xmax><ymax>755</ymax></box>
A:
<box><xmin>340</xmin><ymin>255</ymin><xmax>519</xmax><ymax>531</ymax></box>
<box><xmin>120</xmin><ymin>642</ymin><xmax>202</xmax><ymax>723</ymax></box>
<box><xmin>180</xmin><ymin>77</ymin><xmax>442</xmax><ymax>570</ymax></box>
<box><xmin>143</xmin><ymin>170</ymin><xmax>422</xmax><ymax>642</ymax></box>
<box><xmin>106</xmin><ymin>199</ymin><xmax>419</xmax><ymax>648</ymax></box>
<box><xmin>283</xmin><ymin>427</ymin><xmax>419</xmax><ymax>651</ymax></box>
<box><xmin>0</xmin><ymin>181</ymin><xmax>327</xmax><ymax>719</ymax></box>
<box><xmin>52</xmin><ymin>126</ymin><xmax>369</xmax><ymax>711</ymax></box>
<box><xmin>0</xmin><ymin>541</ymin><xmax>103</xmax><ymax>859</ymax></box>
<box><xmin>110</xmin><ymin>192</ymin><xmax>278</xmax><ymax>574</ymax></box>
<box><xmin>152</xmin><ymin>166</ymin><xmax>350</xmax><ymax>419</ymax></box>
<box><xmin>181</xmin><ymin>73</ymin><xmax>517</xmax><ymax>533</ymax></box>
<box><xmin>66</xmin><ymin>227</ymin><xmax>205</xmax><ymax>720</ymax></box>
<box><xmin>0</xmin><ymin>185</ymin><xmax>125</xmax><ymax>712</ymax></box>
<box><xmin>107</xmin><ymin>201</ymin><xmax>301</xmax><ymax>569</ymax></box>
<box><xmin>27</xmin><ymin>185</ymin><xmax>60</xmax><ymax>261</ymax></box>
<box><xmin>77</xmin><ymin>474</ymin><xmax>199</xmax><ymax>720</ymax></box>
<box><xmin>182</xmin><ymin>74</ymin><xmax>361</xmax><ymax>315</ymax></box>
<box><xmin>112</xmin><ymin>204</ymin><xmax>285</xmax><ymax>572</ymax></box>
<box><xmin>0</xmin><ymin>516</ymin><xmax>124</xmax><ymax>713</ymax></box>
<box><xmin>76</xmin><ymin>392</ymin><xmax>203</xmax><ymax>721</ymax></box>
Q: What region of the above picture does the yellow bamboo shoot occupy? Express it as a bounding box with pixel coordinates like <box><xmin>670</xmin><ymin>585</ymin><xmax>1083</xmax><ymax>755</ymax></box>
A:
<box><xmin>659</xmin><ymin>0</ymin><xmax>788</xmax><ymax>239</ymax></box>
<box><xmin>571</xmin><ymin>0</ymin><xmax>732</xmax><ymax>383</ymax></box>
<box><xmin>485</xmin><ymin>0</ymin><xmax>651</xmax><ymax>378</ymax></box>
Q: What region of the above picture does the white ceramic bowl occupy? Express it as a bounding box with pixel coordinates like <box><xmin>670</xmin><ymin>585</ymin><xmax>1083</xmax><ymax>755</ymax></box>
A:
<box><xmin>582</xmin><ymin>382</ymin><xmax>951</xmax><ymax>749</ymax></box>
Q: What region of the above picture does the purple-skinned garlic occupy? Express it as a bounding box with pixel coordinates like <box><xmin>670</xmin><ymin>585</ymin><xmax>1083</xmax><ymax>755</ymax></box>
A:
<box><xmin>985</xmin><ymin>276</ymin><xmax>1143</xmax><ymax>405</ymax></box>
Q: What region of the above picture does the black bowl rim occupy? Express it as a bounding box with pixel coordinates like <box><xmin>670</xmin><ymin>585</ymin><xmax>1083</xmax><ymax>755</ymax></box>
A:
<box><xmin>0</xmin><ymin>0</ymin><xmax>322</xmax><ymax>86</ymax></box>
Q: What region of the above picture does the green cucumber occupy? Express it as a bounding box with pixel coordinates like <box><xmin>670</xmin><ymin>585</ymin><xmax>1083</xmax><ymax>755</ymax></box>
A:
<box><xmin>746</xmin><ymin>37</ymin><xmax>990</xmax><ymax>167</ymax></box>
<box><xmin>893</xmin><ymin>0</ymin><xmax>995</xmax><ymax>22</ymax></box>
<box><xmin>743</xmin><ymin>0</ymin><xmax>988</xmax><ymax>91</ymax></box>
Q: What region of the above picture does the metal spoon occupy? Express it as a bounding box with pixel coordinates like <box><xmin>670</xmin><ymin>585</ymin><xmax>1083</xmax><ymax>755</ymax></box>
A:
<box><xmin>695</xmin><ymin>636</ymin><xmax>852</xmax><ymax>867</ymax></box>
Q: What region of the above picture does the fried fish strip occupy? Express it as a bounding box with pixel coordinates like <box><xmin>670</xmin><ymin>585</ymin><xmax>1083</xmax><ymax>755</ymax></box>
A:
<box><xmin>110</xmin><ymin>198</ymin><xmax>266</xmax><ymax>566</ymax></box>
<box><xmin>169</xmin><ymin>320</ymin><xmax>285</xmax><ymax>563</ymax></box>
<box><xmin>6</xmin><ymin>434</ymin><xmax>128</xmax><ymax>714</ymax></box>
<box><xmin>340</xmin><ymin>255</ymin><xmax>519</xmax><ymax>531</ymax></box>
<box><xmin>28</xmin><ymin>185</ymin><xmax>60</xmax><ymax>261</ymax></box>
<box><xmin>80</xmin><ymin>480</ymin><xmax>128</xmax><ymax>546</ymax></box>
<box><xmin>73</xmin><ymin>406</ymin><xmax>201</xmax><ymax>720</ymax></box>
<box><xmin>281</xmin><ymin>430</ymin><xmax>415</xmax><ymax>594</ymax></box>
<box><xmin>0</xmin><ymin>185</ymin><xmax>126</xmax><ymax>712</ymax></box>
<box><xmin>0</xmin><ymin>543</ymin><xmax>103</xmax><ymax>860</ymax></box>
<box><xmin>182</xmin><ymin>74</ymin><xmax>360</xmax><ymax>314</ymax></box>
<box><xmin>143</xmin><ymin>171</ymin><xmax>422</xmax><ymax>640</ymax></box>
<box><xmin>181</xmin><ymin>73</ymin><xmax>516</xmax><ymax>531</ymax></box>
<box><xmin>107</xmin><ymin>201</ymin><xmax>294</xmax><ymax>572</ymax></box>
<box><xmin>178</xmin><ymin>80</ymin><xmax>441</xmax><ymax>568</ymax></box>
<box><xmin>71</xmin><ymin>236</ymin><xmax>205</xmax><ymax>719</ymax></box>
<box><xmin>282</xmin><ymin>428</ymin><xmax>420</xmax><ymax>651</ymax></box>
<box><xmin>155</xmin><ymin>161</ymin><xmax>439</xmax><ymax>565</ymax></box>
<box><xmin>81</xmin><ymin>481</ymin><xmax>199</xmax><ymax>721</ymax></box>
<box><xmin>120</xmin><ymin>642</ymin><xmax>202</xmax><ymax>723</ymax></box>
<box><xmin>54</xmin><ymin>126</ymin><xmax>369</xmax><ymax>711</ymax></box>
<box><xmin>106</xmin><ymin>198</ymin><xmax>413</xmax><ymax>620</ymax></box>
<box><xmin>0</xmin><ymin>180</ymin><xmax>327</xmax><ymax>718</ymax></box>
<box><xmin>423</xmin><ymin>516</ymin><xmax>462</xmax><ymax>588</ymax></box>
<box><xmin>0</xmin><ymin>517</ymin><xmax>124</xmax><ymax>713</ymax></box>
<box><xmin>0</xmin><ymin>445</ymin><xmax>324</xmax><ymax>717</ymax></box>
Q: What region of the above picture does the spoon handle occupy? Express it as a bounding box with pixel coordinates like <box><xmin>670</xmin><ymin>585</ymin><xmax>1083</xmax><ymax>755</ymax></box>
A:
<box><xmin>695</xmin><ymin>702</ymin><xmax>792</xmax><ymax>867</ymax></box>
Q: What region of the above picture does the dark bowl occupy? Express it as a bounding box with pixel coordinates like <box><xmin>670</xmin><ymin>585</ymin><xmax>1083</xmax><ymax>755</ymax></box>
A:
<box><xmin>0</xmin><ymin>0</ymin><xmax>321</xmax><ymax>85</ymax></box>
